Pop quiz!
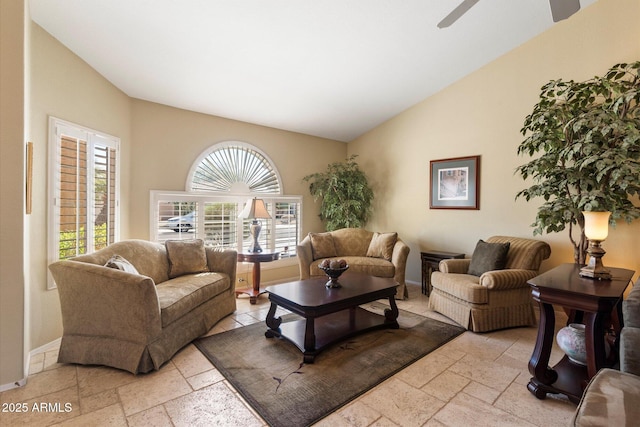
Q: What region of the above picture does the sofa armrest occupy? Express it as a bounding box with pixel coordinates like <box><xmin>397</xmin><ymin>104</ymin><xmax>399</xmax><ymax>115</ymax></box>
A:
<box><xmin>623</xmin><ymin>281</ymin><xmax>640</xmax><ymax>329</ymax></box>
<box><xmin>391</xmin><ymin>239</ymin><xmax>410</xmax><ymax>296</ymax></box>
<box><xmin>206</xmin><ymin>248</ymin><xmax>237</xmax><ymax>291</ymax></box>
<box><xmin>49</xmin><ymin>260</ymin><xmax>162</xmax><ymax>343</ymax></box>
<box><xmin>439</xmin><ymin>258</ymin><xmax>471</xmax><ymax>274</ymax></box>
<box><xmin>297</xmin><ymin>235</ymin><xmax>314</xmax><ymax>280</ymax></box>
<box><xmin>620</xmin><ymin>326</ymin><xmax>640</xmax><ymax>376</ymax></box>
<box><xmin>479</xmin><ymin>269</ymin><xmax>538</xmax><ymax>290</ymax></box>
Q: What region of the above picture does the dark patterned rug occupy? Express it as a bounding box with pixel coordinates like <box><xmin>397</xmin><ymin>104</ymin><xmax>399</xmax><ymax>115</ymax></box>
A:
<box><xmin>194</xmin><ymin>302</ymin><xmax>464</xmax><ymax>427</ymax></box>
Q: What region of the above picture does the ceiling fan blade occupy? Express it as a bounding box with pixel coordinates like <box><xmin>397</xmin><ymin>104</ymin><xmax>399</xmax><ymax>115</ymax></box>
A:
<box><xmin>437</xmin><ymin>0</ymin><xmax>480</xmax><ymax>29</ymax></box>
<box><xmin>549</xmin><ymin>0</ymin><xmax>580</xmax><ymax>22</ymax></box>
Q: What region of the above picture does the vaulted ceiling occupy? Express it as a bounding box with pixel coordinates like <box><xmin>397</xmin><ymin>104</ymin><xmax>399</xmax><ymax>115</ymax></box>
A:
<box><xmin>29</xmin><ymin>0</ymin><xmax>597</xmax><ymax>141</ymax></box>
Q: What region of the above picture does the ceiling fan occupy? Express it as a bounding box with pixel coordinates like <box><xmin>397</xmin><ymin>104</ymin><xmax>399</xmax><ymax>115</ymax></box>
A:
<box><xmin>437</xmin><ymin>0</ymin><xmax>581</xmax><ymax>28</ymax></box>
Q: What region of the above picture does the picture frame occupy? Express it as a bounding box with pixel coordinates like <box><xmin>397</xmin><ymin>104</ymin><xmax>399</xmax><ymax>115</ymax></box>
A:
<box><xmin>429</xmin><ymin>155</ymin><xmax>480</xmax><ymax>209</ymax></box>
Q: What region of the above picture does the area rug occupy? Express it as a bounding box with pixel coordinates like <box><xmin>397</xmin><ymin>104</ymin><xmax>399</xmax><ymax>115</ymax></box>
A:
<box><xmin>194</xmin><ymin>303</ymin><xmax>464</xmax><ymax>427</ymax></box>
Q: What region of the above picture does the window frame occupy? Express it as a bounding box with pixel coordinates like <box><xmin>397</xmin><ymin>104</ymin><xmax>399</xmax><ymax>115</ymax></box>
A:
<box><xmin>149</xmin><ymin>190</ymin><xmax>302</xmax><ymax>258</ymax></box>
<box><xmin>47</xmin><ymin>117</ymin><xmax>120</xmax><ymax>289</ymax></box>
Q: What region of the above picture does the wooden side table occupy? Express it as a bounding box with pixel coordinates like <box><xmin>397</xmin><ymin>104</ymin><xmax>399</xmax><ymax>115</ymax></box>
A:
<box><xmin>527</xmin><ymin>263</ymin><xmax>635</xmax><ymax>403</ymax></box>
<box><xmin>236</xmin><ymin>251</ymin><xmax>280</xmax><ymax>304</ymax></box>
<box><xmin>420</xmin><ymin>250</ymin><xmax>465</xmax><ymax>295</ymax></box>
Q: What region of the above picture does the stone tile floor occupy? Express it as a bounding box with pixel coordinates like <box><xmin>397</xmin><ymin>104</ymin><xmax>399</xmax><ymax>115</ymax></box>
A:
<box><xmin>0</xmin><ymin>283</ymin><xmax>576</xmax><ymax>426</ymax></box>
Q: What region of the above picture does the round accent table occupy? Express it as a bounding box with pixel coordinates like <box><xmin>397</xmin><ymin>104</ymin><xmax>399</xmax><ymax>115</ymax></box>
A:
<box><xmin>236</xmin><ymin>251</ymin><xmax>280</xmax><ymax>304</ymax></box>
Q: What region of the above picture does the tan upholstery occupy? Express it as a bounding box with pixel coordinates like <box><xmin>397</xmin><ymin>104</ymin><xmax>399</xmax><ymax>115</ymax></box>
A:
<box><xmin>297</xmin><ymin>228</ymin><xmax>410</xmax><ymax>299</ymax></box>
<box><xmin>48</xmin><ymin>239</ymin><xmax>237</xmax><ymax>374</ymax></box>
<box><xmin>428</xmin><ymin>236</ymin><xmax>551</xmax><ymax>332</ymax></box>
<box><xmin>572</xmin><ymin>280</ymin><xmax>640</xmax><ymax>426</ymax></box>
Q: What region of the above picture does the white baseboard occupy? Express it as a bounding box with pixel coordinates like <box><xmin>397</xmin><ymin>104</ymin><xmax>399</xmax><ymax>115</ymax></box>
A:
<box><xmin>30</xmin><ymin>337</ymin><xmax>61</xmax><ymax>356</ymax></box>
<box><xmin>0</xmin><ymin>377</ymin><xmax>26</xmax><ymax>393</ymax></box>
<box><xmin>0</xmin><ymin>337</ymin><xmax>63</xmax><ymax>392</ymax></box>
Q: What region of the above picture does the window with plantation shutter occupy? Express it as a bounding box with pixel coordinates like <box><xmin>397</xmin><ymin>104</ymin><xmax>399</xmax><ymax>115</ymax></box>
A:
<box><xmin>48</xmin><ymin>117</ymin><xmax>120</xmax><ymax>289</ymax></box>
<box><xmin>150</xmin><ymin>141</ymin><xmax>301</xmax><ymax>257</ymax></box>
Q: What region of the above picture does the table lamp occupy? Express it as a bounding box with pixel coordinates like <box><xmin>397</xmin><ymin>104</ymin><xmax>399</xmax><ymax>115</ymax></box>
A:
<box><xmin>579</xmin><ymin>211</ymin><xmax>612</xmax><ymax>280</ymax></box>
<box><xmin>239</xmin><ymin>198</ymin><xmax>271</xmax><ymax>253</ymax></box>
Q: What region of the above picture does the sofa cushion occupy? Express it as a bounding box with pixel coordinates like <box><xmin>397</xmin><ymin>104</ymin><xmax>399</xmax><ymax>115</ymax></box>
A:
<box><xmin>431</xmin><ymin>272</ymin><xmax>488</xmax><ymax>304</ymax></box>
<box><xmin>331</xmin><ymin>228</ymin><xmax>373</xmax><ymax>257</ymax></box>
<box><xmin>467</xmin><ymin>240</ymin><xmax>510</xmax><ymax>277</ymax></box>
<box><xmin>366</xmin><ymin>232</ymin><xmax>397</xmax><ymax>261</ymax></box>
<box><xmin>572</xmin><ymin>368</ymin><xmax>640</xmax><ymax>426</ymax></box>
<box><xmin>309</xmin><ymin>232</ymin><xmax>338</xmax><ymax>260</ymax></box>
<box><xmin>156</xmin><ymin>272</ymin><xmax>230</xmax><ymax>327</ymax></box>
<box><xmin>104</xmin><ymin>255</ymin><xmax>139</xmax><ymax>275</ymax></box>
<box><xmin>165</xmin><ymin>239</ymin><xmax>209</xmax><ymax>279</ymax></box>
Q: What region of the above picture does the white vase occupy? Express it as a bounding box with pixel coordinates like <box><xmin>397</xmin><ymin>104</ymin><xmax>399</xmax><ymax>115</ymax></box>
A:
<box><xmin>556</xmin><ymin>323</ymin><xmax>587</xmax><ymax>365</ymax></box>
<box><xmin>556</xmin><ymin>323</ymin><xmax>611</xmax><ymax>366</ymax></box>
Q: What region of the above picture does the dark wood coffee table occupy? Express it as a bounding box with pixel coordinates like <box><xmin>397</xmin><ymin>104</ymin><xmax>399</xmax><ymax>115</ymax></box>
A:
<box><xmin>264</xmin><ymin>273</ymin><xmax>399</xmax><ymax>363</ymax></box>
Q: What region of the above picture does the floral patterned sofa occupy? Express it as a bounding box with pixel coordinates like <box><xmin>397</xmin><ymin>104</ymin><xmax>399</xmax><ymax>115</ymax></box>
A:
<box><xmin>296</xmin><ymin>228</ymin><xmax>410</xmax><ymax>299</ymax></box>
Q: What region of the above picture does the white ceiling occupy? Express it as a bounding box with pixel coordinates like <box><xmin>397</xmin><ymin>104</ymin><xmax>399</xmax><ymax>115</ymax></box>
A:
<box><xmin>29</xmin><ymin>0</ymin><xmax>596</xmax><ymax>142</ymax></box>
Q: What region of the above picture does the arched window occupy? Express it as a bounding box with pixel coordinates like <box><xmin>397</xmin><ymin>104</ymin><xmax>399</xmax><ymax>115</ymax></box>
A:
<box><xmin>187</xmin><ymin>142</ymin><xmax>281</xmax><ymax>194</ymax></box>
<box><xmin>151</xmin><ymin>142</ymin><xmax>300</xmax><ymax>257</ymax></box>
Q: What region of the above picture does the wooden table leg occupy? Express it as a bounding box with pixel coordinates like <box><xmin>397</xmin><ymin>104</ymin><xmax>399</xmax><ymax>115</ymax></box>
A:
<box><xmin>303</xmin><ymin>317</ymin><xmax>316</xmax><ymax>363</ymax></box>
<box><xmin>528</xmin><ymin>301</ymin><xmax>558</xmax><ymax>398</ymax></box>
<box><xmin>250</xmin><ymin>261</ymin><xmax>261</xmax><ymax>304</ymax></box>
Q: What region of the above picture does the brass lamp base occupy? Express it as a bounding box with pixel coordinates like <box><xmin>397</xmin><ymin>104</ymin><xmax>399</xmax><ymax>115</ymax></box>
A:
<box><xmin>579</xmin><ymin>241</ymin><xmax>611</xmax><ymax>280</ymax></box>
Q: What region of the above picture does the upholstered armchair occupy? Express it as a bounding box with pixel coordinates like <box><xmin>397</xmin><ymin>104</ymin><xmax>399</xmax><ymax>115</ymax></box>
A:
<box><xmin>428</xmin><ymin>236</ymin><xmax>551</xmax><ymax>332</ymax></box>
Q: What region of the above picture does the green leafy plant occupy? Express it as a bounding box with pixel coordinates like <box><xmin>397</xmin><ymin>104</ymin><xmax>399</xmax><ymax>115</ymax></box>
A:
<box><xmin>516</xmin><ymin>61</ymin><xmax>640</xmax><ymax>264</ymax></box>
<box><xmin>303</xmin><ymin>155</ymin><xmax>374</xmax><ymax>231</ymax></box>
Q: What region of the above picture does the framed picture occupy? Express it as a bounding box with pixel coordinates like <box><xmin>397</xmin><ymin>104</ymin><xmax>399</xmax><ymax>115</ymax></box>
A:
<box><xmin>429</xmin><ymin>155</ymin><xmax>480</xmax><ymax>209</ymax></box>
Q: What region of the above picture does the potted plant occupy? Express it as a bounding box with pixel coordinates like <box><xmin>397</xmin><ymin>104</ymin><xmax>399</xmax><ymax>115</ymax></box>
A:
<box><xmin>515</xmin><ymin>61</ymin><xmax>640</xmax><ymax>264</ymax></box>
<box><xmin>303</xmin><ymin>155</ymin><xmax>374</xmax><ymax>231</ymax></box>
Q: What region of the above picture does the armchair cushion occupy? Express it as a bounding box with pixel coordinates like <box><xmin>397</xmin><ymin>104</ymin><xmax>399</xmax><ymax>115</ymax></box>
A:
<box><xmin>467</xmin><ymin>240</ymin><xmax>510</xmax><ymax>276</ymax></box>
<box><xmin>165</xmin><ymin>239</ymin><xmax>208</xmax><ymax>278</ymax></box>
<box><xmin>366</xmin><ymin>232</ymin><xmax>397</xmax><ymax>260</ymax></box>
<box><xmin>309</xmin><ymin>232</ymin><xmax>337</xmax><ymax>260</ymax></box>
<box><xmin>105</xmin><ymin>254</ymin><xmax>140</xmax><ymax>275</ymax></box>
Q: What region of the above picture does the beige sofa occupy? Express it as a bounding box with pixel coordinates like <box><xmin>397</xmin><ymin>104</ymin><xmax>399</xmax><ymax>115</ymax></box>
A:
<box><xmin>297</xmin><ymin>228</ymin><xmax>410</xmax><ymax>299</ymax></box>
<box><xmin>572</xmin><ymin>279</ymin><xmax>640</xmax><ymax>426</ymax></box>
<box><xmin>429</xmin><ymin>236</ymin><xmax>551</xmax><ymax>332</ymax></box>
<box><xmin>48</xmin><ymin>239</ymin><xmax>237</xmax><ymax>374</ymax></box>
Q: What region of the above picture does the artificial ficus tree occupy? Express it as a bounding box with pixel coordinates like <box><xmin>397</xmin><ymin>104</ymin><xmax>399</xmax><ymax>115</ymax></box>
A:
<box><xmin>303</xmin><ymin>155</ymin><xmax>374</xmax><ymax>231</ymax></box>
<box><xmin>516</xmin><ymin>61</ymin><xmax>640</xmax><ymax>264</ymax></box>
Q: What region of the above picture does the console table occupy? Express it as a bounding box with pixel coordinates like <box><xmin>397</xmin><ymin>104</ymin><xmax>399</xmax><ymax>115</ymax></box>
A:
<box><xmin>527</xmin><ymin>263</ymin><xmax>635</xmax><ymax>403</ymax></box>
<box><xmin>236</xmin><ymin>251</ymin><xmax>280</xmax><ymax>304</ymax></box>
<box><xmin>420</xmin><ymin>250</ymin><xmax>465</xmax><ymax>295</ymax></box>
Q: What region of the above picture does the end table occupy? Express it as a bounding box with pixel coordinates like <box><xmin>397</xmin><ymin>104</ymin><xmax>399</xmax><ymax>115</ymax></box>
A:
<box><xmin>527</xmin><ymin>263</ymin><xmax>635</xmax><ymax>403</ymax></box>
<box><xmin>421</xmin><ymin>250</ymin><xmax>465</xmax><ymax>295</ymax></box>
<box><xmin>236</xmin><ymin>251</ymin><xmax>279</xmax><ymax>304</ymax></box>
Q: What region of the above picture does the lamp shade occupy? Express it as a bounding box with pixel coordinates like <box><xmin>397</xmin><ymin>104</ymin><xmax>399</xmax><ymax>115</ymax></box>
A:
<box><xmin>239</xmin><ymin>198</ymin><xmax>271</xmax><ymax>219</ymax></box>
<box><xmin>582</xmin><ymin>211</ymin><xmax>610</xmax><ymax>240</ymax></box>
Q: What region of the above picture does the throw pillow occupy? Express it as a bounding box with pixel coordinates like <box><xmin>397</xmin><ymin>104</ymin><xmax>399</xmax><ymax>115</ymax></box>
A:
<box><xmin>467</xmin><ymin>240</ymin><xmax>511</xmax><ymax>277</ymax></box>
<box><xmin>165</xmin><ymin>239</ymin><xmax>209</xmax><ymax>279</ymax></box>
<box><xmin>309</xmin><ymin>232</ymin><xmax>337</xmax><ymax>260</ymax></box>
<box><xmin>104</xmin><ymin>255</ymin><xmax>140</xmax><ymax>275</ymax></box>
<box><xmin>366</xmin><ymin>232</ymin><xmax>398</xmax><ymax>260</ymax></box>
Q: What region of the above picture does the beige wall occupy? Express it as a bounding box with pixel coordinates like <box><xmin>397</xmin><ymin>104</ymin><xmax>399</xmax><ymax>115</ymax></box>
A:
<box><xmin>130</xmin><ymin>100</ymin><xmax>346</xmax><ymax>237</ymax></box>
<box><xmin>27</xmin><ymin>22</ymin><xmax>132</xmax><ymax>350</ymax></box>
<box><xmin>349</xmin><ymin>0</ymin><xmax>640</xmax><ymax>284</ymax></box>
<box><xmin>0</xmin><ymin>0</ymin><xmax>27</xmax><ymax>386</ymax></box>
<box><xmin>130</xmin><ymin>100</ymin><xmax>347</xmax><ymax>283</ymax></box>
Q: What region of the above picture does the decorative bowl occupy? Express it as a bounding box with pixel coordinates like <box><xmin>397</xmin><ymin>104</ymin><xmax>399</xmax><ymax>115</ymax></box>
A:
<box><xmin>318</xmin><ymin>264</ymin><xmax>349</xmax><ymax>288</ymax></box>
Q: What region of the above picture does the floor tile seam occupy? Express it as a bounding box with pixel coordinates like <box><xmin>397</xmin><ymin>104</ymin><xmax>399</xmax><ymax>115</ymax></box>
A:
<box><xmin>484</xmin><ymin>373</ymin><xmax>535</xmax><ymax>425</ymax></box>
<box><xmin>117</xmin><ymin>375</ymin><xmax>193</xmax><ymax>420</ymax></box>
<box><xmin>221</xmin><ymin>379</ymin><xmax>266</xmax><ymax>425</ymax></box>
